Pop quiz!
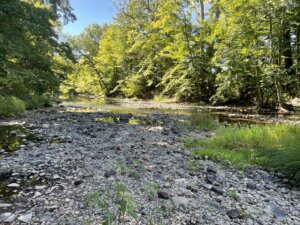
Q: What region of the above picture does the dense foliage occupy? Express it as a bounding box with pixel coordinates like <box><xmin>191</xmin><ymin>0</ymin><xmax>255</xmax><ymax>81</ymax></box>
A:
<box><xmin>0</xmin><ymin>0</ymin><xmax>75</xmax><ymax>116</ymax></box>
<box><xmin>61</xmin><ymin>0</ymin><xmax>300</xmax><ymax>108</ymax></box>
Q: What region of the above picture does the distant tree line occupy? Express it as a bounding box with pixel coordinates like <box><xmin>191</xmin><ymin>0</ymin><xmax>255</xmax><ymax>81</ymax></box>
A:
<box><xmin>61</xmin><ymin>0</ymin><xmax>300</xmax><ymax>109</ymax></box>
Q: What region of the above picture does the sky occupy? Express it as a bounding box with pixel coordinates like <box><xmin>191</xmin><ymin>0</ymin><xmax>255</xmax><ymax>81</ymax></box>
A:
<box><xmin>63</xmin><ymin>0</ymin><xmax>117</xmax><ymax>35</ymax></box>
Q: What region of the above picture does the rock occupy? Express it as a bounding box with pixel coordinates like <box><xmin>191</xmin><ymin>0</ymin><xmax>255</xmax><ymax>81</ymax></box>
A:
<box><xmin>227</xmin><ymin>209</ymin><xmax>242</xmax><ymax>219</ymax></box>
<box><xmin>207</xmin><ymin>200</ymin><xmax>221</xmax><ymax>211</ymax></box>
<box><xmin>246</xmin><ymin>182</ymin><xmax>256</xmax><ymax>190</ymax></box>
<box><xmin>270</xmin><ymin>203</ymin><xmax>287</xmax><ymax>221</ymax></box>
<box><xmin>18</xmin><ymin>213</ymin><xmax>32</xmax><ymax>223</ymax></box>
<box><xmin>186</xmin><ymin>185</ymin><xmax>198</xmax><ymax>193</ymax></box>
<box><xmin>74</xmin><ymin>180</ymin><xmax>83</xmax><ymax>186</ymax></box>
<box><xmin>0</xmin><ymin>213</ymin><xmax>17</xmax><ymax>223</ymax></box>
<box><xmin>119</xmin><ymin>114</ymin><xmax>132</xmax><ymax>123</ymax></box>
<box><xmin>157</xmin><ymin>190</ymin><xmax>170</xmax><ymax>199</ymax></box>
<box><xmin>163</xmin><ymin>183</ymin><xmax>171</xmax><ymax>188</ymax></box>
<box><xmin>0</xmin><ymin>203</ymin><xmax>12</xmax><ymax>208</ymax></box>
<box><xmin>207</xmin><ymin>164</ymin><xmax>217</xmax><ymax>174</ymax></box>
<box><xmin>104</xmin><ymin>169</ymin><xmax>117</xmax><ymax>178</ymax></box>
<box><xmin>10</xmin><ymin>131</ymin><xmax>17</xmax><ymax>136</ymax></box>
<box><xmin>201</xmin><ymin>183</ymin><xmax>213</xmax><ymax>190</ymax></box>
<box><xmin>171</xmin><ymin>196</ymin><xmax>189</xmax><ymax>208</ymax></box>
<box><xmin>211</xmin><ymin>186</ymin><xmax>224</xmax><ymax>195</ymax></box>
<box><xmin>7</xmin><ymin>183</ymin><xmax>20</xmax><ymax>188</ymax></box>
<box><xmin>206</xmin><ymin>174</ymin><xmax>216</xmax><ymax>184</ymax></box>
<box><xmin>53</xmin><ymin>174</ymin><xmax>60</xmax><ymax>180</ymax></box>
<box><xmin>35</xmin><ymin>185</ymin><xmax>47</xmax><ymax>190</ymax></box>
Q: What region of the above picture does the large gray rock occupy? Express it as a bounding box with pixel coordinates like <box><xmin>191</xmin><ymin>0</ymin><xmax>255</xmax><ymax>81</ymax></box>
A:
<box><xmin>270</xmin><ymin>203</ymin><xmax>287</xmax><ymax>221</ymax></box>
<box><xmin>18</xmin><ymin>213</ymin><xmax>33</xmax><ymax>223</ymax></box>
<box><xmin>171</xmin><ymin>196</ymin><xmax>189</xmax><ymax>208</ymax></box>
<box><xmin>0</xmin><ymin>213</ymin><xmax>17</xmax><ymax>223</ymax></box>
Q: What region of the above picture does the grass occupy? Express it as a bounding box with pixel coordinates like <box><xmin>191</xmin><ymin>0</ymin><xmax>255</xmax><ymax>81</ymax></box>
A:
<box><xmin>189</xmin><ymin>123</ymin><xmax>300</xmax><ymax>183</ymax></box>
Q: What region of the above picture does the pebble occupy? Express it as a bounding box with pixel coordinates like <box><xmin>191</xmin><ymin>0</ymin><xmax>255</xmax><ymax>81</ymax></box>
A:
<box><xmin>7</xmin><ymin>183</ymin><xmax>20</xmax><ymax>188</ymax></box>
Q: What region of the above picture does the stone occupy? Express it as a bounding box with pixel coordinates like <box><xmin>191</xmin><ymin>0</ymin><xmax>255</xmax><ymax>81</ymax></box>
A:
<box><xmin>171</xmin><ymin>196</ymin><xmax>189</xmax><ymax>208</ymax></box>
<box><xmin>104</xmin><ymin>169</ymin><xmax>117</xmax><ymax>178</ymax></box>
<box><xmin>35</xmin><ymin>185</ymin><xmax>47</xmax><ymax>190</ymax></box>
<box><xmin>270</xmin><ymin>203</ymin><xmax>287</xmax><ymax>221</ymax></box>
<box><xmin>157</xmin><ymin>190</ymin><xmax>170</xmax><ymax>199</ymax></box>
<box><xmin>53</xmin><ymin>174</ymin><xmax>60</xmax><ymax>180</ymax></box>
<box><xmin>18</xmin><ymin>213</ymin><xmax>32</xmax><ymax>223</ymax></box>
<box><xmin>207</xmin><ymin>164</ymin><xmax>217</xmax><ymax>174</ymax></box>
<box><xmin>186</xmin><ymin>185</ymin><xmax>198</xmax><ymax>193</ymax></box>
<box><xmin>7</xmin><ymin>183</ymin><xmax>20</xmax><ymax>188</ymax></box>
<box><xmin>0</xmin><ymin>213</ymin><xmax>17</xmax><ymax>223</ymax></box>
<box><xmin>201</xmin><ymin>183</ymin><xmax>213</xmax><ymax>190</ymax></box>
<box><xmin>10</xmin><ymin>131</ymin><xmax>17</xmax><ymax>136</ymax></box>
<box><xmin>74</xmin><ymin>180</ymin><xmax>83</xmax><ymax>186</ymax></box>
<box><xmin>211</xmin><ymin>186</ymin><xmax>224</xmax><ymax>195</ymax></box>
<box><xmin>206</xmin><ymin>174</ymin><xmax>216</xmax><ymax>184</ymax></box>
<box><xmin>246</xmin><ymin>182</ymin><xmax>256</xmax><ymax>190</ymax></box>
<box><xmin>227</xmin><ymin>209</ymin><xmax>242</xmax><ymax>219</ymax></box>
<box><xmin>0</xmin><ymin>203</ymin><xmax>12</xmax><ymax>208</ymax></box>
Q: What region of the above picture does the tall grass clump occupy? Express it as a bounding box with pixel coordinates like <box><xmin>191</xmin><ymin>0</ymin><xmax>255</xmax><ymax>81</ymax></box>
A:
<box><xmin>0</xmin><ymin>95</ymin><xmax>26</xmax><ymax>117</ymax></box>
<box><xmin>191</xmin><ymin>123</ymin><xmax>300</xmax><ymax>183</ymax></box>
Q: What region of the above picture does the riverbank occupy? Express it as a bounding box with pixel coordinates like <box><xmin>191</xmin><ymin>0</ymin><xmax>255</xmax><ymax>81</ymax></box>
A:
<box><xmin>0</xmin><ymin>105</ymin><xmax>299</xmax><ymax>224</ymax></box>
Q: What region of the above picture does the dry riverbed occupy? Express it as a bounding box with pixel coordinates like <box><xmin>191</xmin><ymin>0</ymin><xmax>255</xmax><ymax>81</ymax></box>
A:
<box><xmin>0</xmin><ymin>106</ymin><xmax>299</xmax><ymax>225</ymax></box>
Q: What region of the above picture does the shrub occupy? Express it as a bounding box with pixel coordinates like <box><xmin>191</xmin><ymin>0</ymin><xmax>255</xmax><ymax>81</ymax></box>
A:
<box><xmin>0</xmin><ymin>95</ymin><xmax>26</xmax><ymax>117</ymax></box>
<box><xmin>23</xmin><ymin>95</ymin><xmax>52</xmax><ymax>109</ymax></box>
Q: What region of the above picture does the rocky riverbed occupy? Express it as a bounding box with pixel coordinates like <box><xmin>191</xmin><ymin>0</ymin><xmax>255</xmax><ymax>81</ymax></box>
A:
<box><xmin>0</xmin><ymin>107</ymin><xmax>300</xmax><ymax>225</ymax></box>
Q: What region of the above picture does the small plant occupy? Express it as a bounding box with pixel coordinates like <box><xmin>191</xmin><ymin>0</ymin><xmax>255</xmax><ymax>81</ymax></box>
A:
<box><xmin>229</xmin><ymin>190</ymin><xmax>239</xmax><ymax>200</ymax></box>
<box><xmin>86</xmin><ymin>182</ymin><xmax>137</xmax><ymax>225</ymax></box>
<box><xmin>116</xmin><ymin>161</ymin><xmax>127</xmax><ymax>175</ymax></box>
<box><xmin>186</xmin><ymin>159</ymin><xmax>200</xmax><ymax>171</ymax></box>
<box><xmin>142</xmin><ymin>181</ymin><xmax>160</xmax><ymax>200</ymax></box>
<box><xmin>128</xmin><ymin>169</ymin><xmax>141</xmax><ymax>180</ymax></box>
<box><xmin>82</xmin><ymin>219</ymin><xmax>93</xmax><ymax>225</ymax></box>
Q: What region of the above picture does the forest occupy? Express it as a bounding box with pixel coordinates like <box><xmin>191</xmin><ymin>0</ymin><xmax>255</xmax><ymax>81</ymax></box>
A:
<box><xmin>1</xmin><ymin>0</ymin><xmax>300</xmax><ymax>116</ymax></box>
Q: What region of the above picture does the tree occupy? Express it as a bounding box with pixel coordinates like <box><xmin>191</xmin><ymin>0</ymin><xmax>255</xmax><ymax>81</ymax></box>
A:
<box><xmin>0</xmin><ymin>0</ymin><xmax>75</xmax><ymax>113</ymax></box>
